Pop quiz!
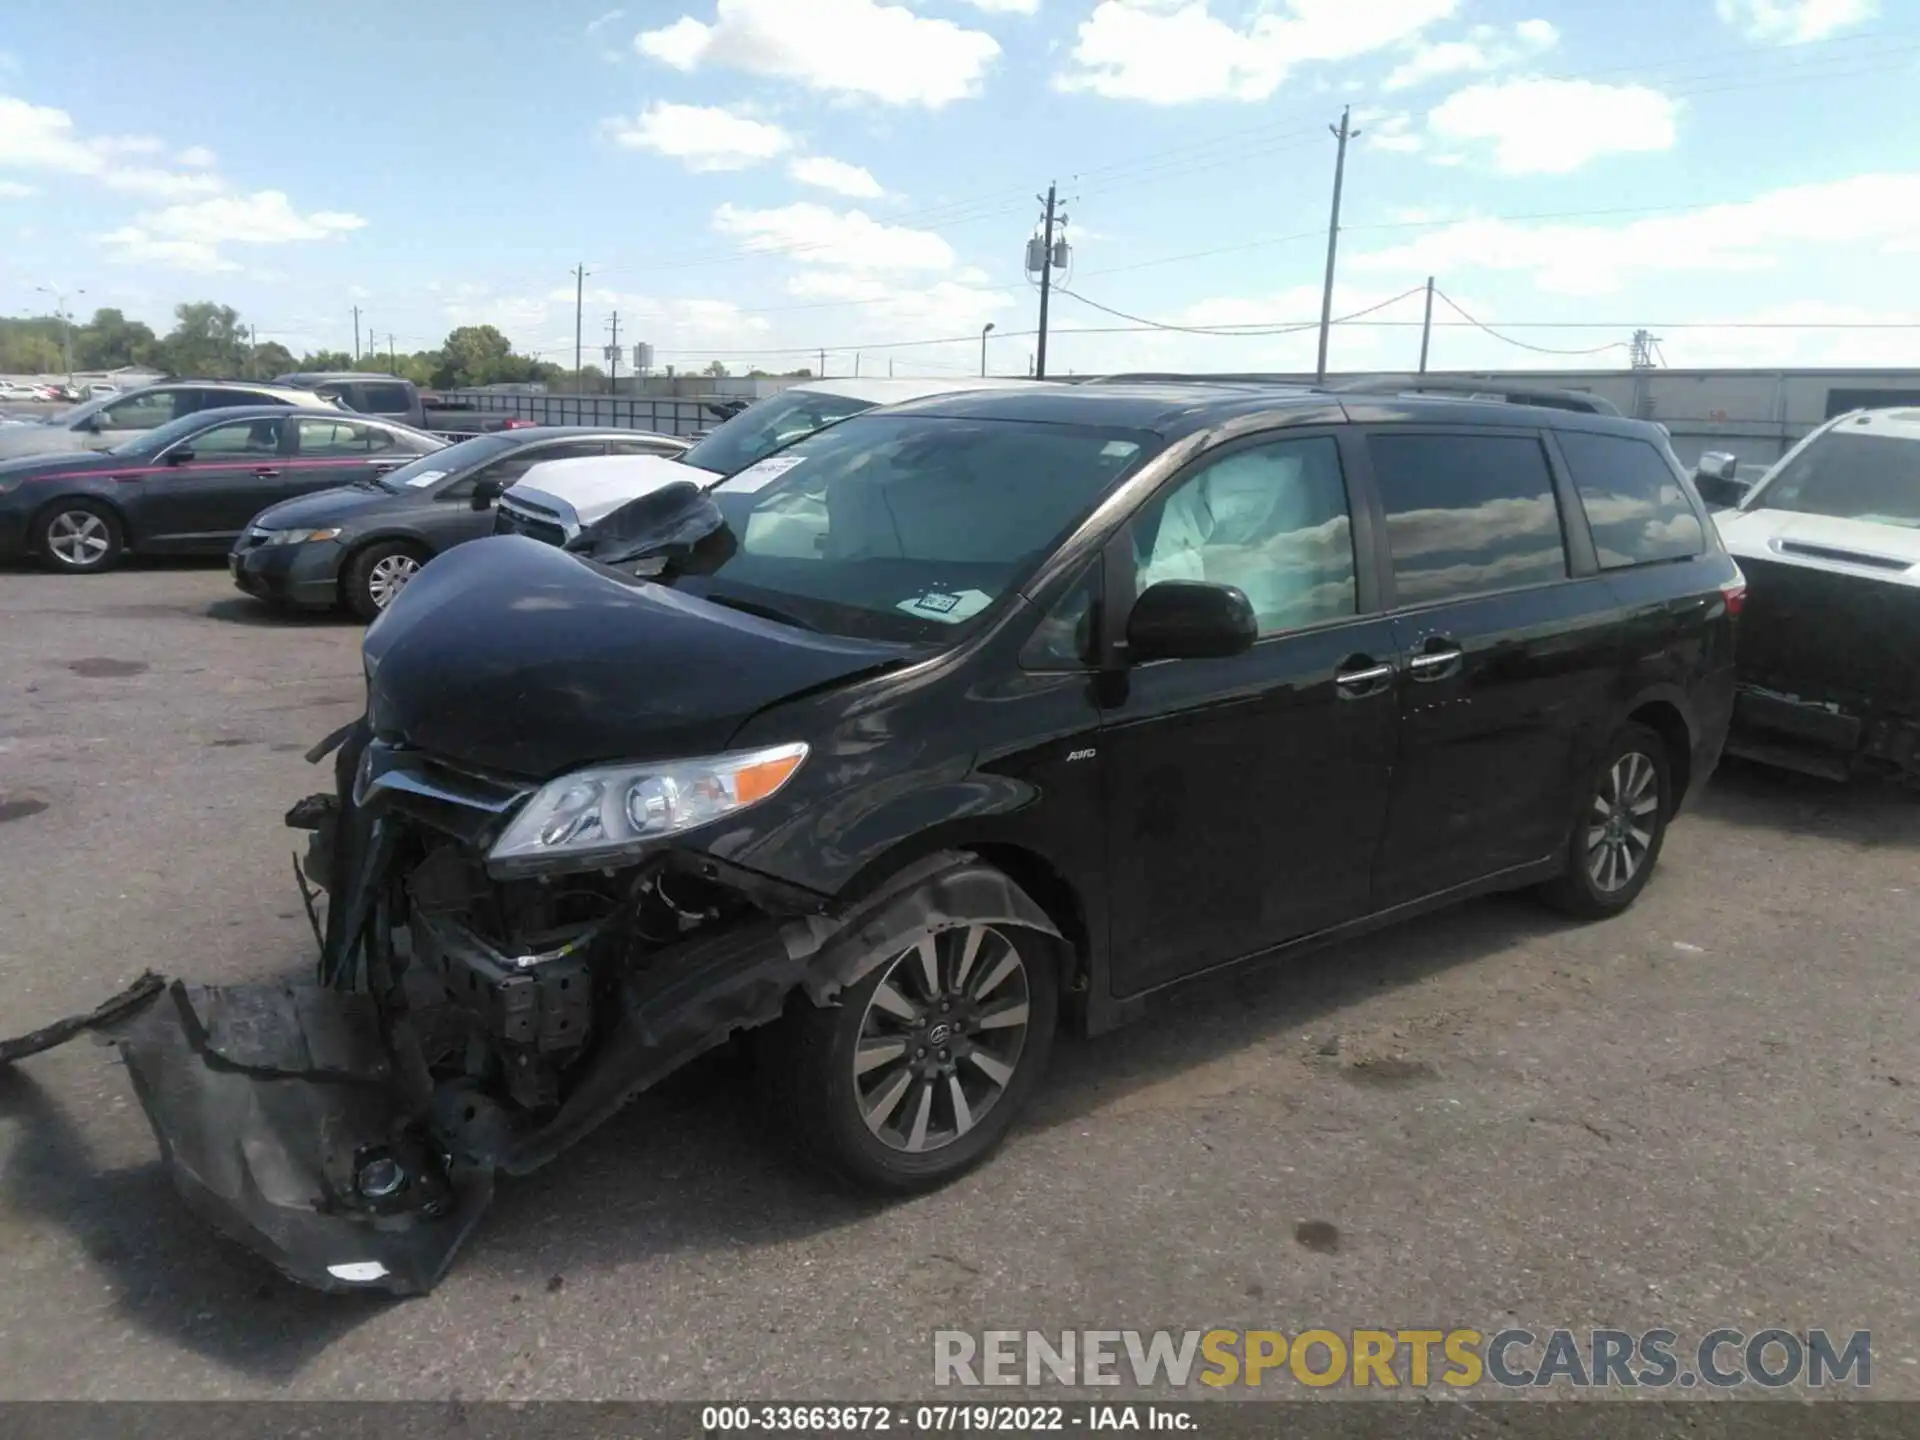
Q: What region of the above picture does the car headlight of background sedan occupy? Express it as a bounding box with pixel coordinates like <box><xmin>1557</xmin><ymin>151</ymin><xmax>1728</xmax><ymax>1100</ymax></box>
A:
<box><xmin>255</xmin><ymin>527</ymin><xmax>344</xmax><ymax>546</ymax></box>
<box><xmin>487</xmin><ymin>741</ymin><xmax>809</xmax><ymax>873</ymax></box>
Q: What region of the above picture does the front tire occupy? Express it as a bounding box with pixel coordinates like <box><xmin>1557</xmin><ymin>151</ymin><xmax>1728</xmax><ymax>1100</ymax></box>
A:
<box><xmin>763</xmin><ymin>898</ymin><xmax>1059</xmax><ymax>1194</ymax></box>
<box><xmin>36</xmin><ymin>500</ymin><xmax>123</xmax><ymax>574</ymax></box>
<box><xmin>342</xmin><ymin>540</ymin><xmax>426</xmax><ymax>622</ymax></box>
<box><xmin>1540</xmin><ymin>722</ymin><xmax>1671</xmax><ymax>919</ymax></box>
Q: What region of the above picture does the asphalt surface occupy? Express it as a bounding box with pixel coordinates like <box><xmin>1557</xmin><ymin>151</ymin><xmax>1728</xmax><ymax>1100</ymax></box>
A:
<box><xmin>0</xmin><ymin>561</ymin><xmax>1916</xmax><ymax>1402</ymax></box>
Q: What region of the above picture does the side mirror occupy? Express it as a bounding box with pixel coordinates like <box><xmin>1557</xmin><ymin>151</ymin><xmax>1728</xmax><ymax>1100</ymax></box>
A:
<box><xmin>166</xmin><ymin>447</ymin><xmax>195</xmax><ymax>465</ymax></box>
<box><xmin>470</xmin><ymin>477</ymin><xmax>504</xmax><ymax>510</ymax></box>
<box><xmin>1126</xmin><ymin>580</ymin><xmax>1258</xmax><ymax>664</ymax></box>
<box><xmin>1696</xmin><ymin>451</ymin><xmax>1739</xmax><ymax>483</ymax></box>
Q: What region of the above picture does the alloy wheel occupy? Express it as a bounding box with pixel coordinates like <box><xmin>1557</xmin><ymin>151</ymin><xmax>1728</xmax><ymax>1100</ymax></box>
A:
<box><xmin>367</xmin><ymin>553</ymin><xmax>421</xmax><ymax>609</ymax></box>
<box><xmin>1587</xmin><ymin>750</ymin><xmax>1659</xmax><ymax>893</ymax></box>
<box><xmin>46</xmin><ymin>510</ymin><xmax>111</xmax><ymax>568</ymax></box>
<box><xmin>852</xmin><ymin>924</ymin><xmax>1032</xmax><ymax>1154</ymax></box>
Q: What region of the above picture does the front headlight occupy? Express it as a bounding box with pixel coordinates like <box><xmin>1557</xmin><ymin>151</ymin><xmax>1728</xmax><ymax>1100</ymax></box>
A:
<box><xmin>487</xmin><ymin>741</ymin><xmax>809</xmax><ymax>872</ymax></box>
<box><xmin>261</xmin><ymin>527</ymin><xmax>343</xmax><ymax>546</ymax></box>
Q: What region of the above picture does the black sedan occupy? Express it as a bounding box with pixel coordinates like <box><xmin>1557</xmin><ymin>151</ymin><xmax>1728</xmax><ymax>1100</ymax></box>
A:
<box><xmin>232</xmin><ymin>426</ymin><xmax>689</xmax><ymax>620</ymax></box>
<box><xmin>0</xmin><ymin>405</ymin><xmax>444</xmax><ymax>575</ymax></box>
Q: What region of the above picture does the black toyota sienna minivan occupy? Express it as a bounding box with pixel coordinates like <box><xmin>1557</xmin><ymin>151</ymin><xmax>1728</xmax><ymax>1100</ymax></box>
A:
<box><xmin>65</xmin><ymin>382</ymin><xmax>1744</xmax><ymax>1293</ymax></box>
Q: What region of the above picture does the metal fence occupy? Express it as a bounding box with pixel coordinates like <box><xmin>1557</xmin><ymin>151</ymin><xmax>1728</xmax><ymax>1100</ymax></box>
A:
<box><xmin>433</xmin><ymin>390</ymin><xmax>714</xmax><ymax>437</ymax></box>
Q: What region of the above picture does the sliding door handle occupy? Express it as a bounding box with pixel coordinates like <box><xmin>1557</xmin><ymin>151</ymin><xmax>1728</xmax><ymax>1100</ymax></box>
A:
<box><xmin>1408</xmin><ymin>645</ymin><xmax>1463</xmax><ymax>682</ymax></box>
<box><xmin>1334</xmin><ymin>658</ymin><xmax>1395</xmax><ymax>698</ymax></box>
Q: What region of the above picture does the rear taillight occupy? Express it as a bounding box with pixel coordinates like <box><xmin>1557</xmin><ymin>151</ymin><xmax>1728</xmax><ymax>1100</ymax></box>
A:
<box><xmin>503</xmin><ymin>418</ymin><xmax>535</xmax><ymax>430</ymax></box>
<box><xmin>1720</xmin><ymin>576</ymin><xmax>1747</xmax><ymax>617</ymax></box>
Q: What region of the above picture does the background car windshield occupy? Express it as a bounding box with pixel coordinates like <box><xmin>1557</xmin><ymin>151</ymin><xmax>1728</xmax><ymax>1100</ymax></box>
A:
<box><xmin>680</xmin><ymin>389</ymin><xmax>876</xmax><ymax>477</ymax></box>
<box><xmin>1753</xmin><ymin>431</ymin><xmax>1920</xmax><ymax>527</ymax></box>
<box><xmin>106</xmin><ymin>411</ymin><xmax>228</xmax><ymax>458</ymax></box>
<box><xmin>693</xmin><ymin>414</ymin><xmax>1157</xmax><ymax>641</ymax></box>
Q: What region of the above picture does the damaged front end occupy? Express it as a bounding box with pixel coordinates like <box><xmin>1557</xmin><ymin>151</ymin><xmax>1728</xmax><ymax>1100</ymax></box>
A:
<box><xmin>2</xmin><ymin>719</ymin><xmax>843</xmax><ymax>1295</ymax></box>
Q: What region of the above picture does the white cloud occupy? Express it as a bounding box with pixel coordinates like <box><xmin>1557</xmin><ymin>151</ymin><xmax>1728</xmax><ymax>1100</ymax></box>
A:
<box><xmin>712</xmin><ymin>201</ymin><xmax>956</xmax><ymax>269</ymax></box>
<box><xmin>1715</xmin><ymin>0</ymin><xmax>1877</xmax><ymax>43</ymax></box>
<box><xmin>1426</xmin><ymin>78</ymin><xmax>1678</xmax><ymax>175</ymax></box>
<box><xmin>604</xmin><ymin>101</ymin><xmax>792</xmax><ymax>172</ymax></box>
<box><xmin>1383</xmin><ymin>18</ymin><xmax>1557</xmax><ymax>91</ymax></box>
<box><xmin>0</xmin><ymin>95</ymin><xmax>227</xmax><ymax>202</ymax></box>
<box><xmin>175</xmin><ymin>145</ymin><xmax>217</xmax><ymax>167</ymax></box>
<box><xmin>788</xmin><ymin>155</ymin><xmax>884</xmax><ymax>197</ymax></box>
<box><xmin>1348</xmin><ymin>171</ymin><xmax>1920</xmax><ymax>295</ymax></box>
<box><xmin>0</xmin><ymin>179</ymin><xmax>32</xmax><ymax>198</ymax></box>
<box><xmin>1058</xmin><ymin>0</ymin><xmax>1458</xmax><ymax>105</ymax></box>
<box><xmin>1362</xmin><ymin>110</ymin><xmax>1426</xmax><ymax>152</ymax></box>
<box><xmin>958</xmin><ymin>0</ymin><xmax>1040</xmax><ymax>11</ymax></box>
<box><xmin>99</xmin><ymin>190</ymin><xmax>366</xmax><ymax>272</ymax></box>
<box><xmin>637</xmin><ymin>0</ymin><xmax>1001</xmax><ymax>107</ymax></box>
<box><xmin>586</xmin><ymin>7</ymin><xmax>626</xmax><ymax>33</ymax></box>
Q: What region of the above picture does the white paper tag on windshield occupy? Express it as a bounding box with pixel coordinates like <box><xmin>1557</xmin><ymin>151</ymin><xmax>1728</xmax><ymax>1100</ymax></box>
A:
<box><xmin>896</xmin><ymin>588</ymin><xmax>993</xmax><ymax>624</ymax></box>
<box><xmin>715</xmin><ymin>455</ymin><xmax>806</xmax><ymax>494</ymax></box>
<box><xmin>403</xmin><ymin>469</ymin><xmax>451</xmax><ymax>488</ymax></box>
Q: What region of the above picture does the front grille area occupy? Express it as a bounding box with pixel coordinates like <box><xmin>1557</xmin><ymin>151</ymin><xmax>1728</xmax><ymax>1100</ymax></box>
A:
<box><xmin>1740</xmin><ymin>555</ymin><xmax>1920</xmax><ymax>713</ymax></box>
<box><xmin>494</xmin><ymin>500</ymin><xmax>568</xmax><ymax>548</ymax></box>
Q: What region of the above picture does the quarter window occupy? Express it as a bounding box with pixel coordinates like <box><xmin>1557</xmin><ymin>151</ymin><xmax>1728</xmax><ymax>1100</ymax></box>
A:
<box><xmin>1368</xmin><ymin>432</ymin><xmax>1568</xmax><ymax>605</ymax></box>
<box><xmin>1130</xmin><ymin>435</ymin><xmax>1356</xmax><ymax>638</ymax></box>
<box><xmin>1557</xmin><ymin>430</ymin><xmax>1705</xmax><ymax>568</ymax></box>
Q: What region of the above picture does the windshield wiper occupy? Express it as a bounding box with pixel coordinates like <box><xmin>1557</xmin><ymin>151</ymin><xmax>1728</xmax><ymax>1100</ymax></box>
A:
<box><xmin>701</xmin><ymin>592</ymin><xmax>820</xmax><ymax>632</ymax></box>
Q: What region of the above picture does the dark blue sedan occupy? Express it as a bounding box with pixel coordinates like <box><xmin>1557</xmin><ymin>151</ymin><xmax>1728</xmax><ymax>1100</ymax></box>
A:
<box><xmin>0</xmin><ymin>405</ymin><xmax>443</xmax><ymax>575</ymax></box>
<box><xmin>231</xmin><ymin>426</ymin><xmax>689</xmax><ymax>620</ymax></box>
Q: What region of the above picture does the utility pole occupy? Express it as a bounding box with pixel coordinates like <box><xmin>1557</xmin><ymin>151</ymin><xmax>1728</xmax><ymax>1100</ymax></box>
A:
<box><xmin>571</xmin><ymin>263</ymin><xmax>590</xmax><ymax>387</ymax></box>
<box><xmin>34</xmin><ymin>285</ymin><xmax>82</xmax><ymax>383</ymax></box>
<box><xmin>388</xmin><ymin>334</ymin><xmax>397</xmax><ymax>370</ymax></box>
<box><xmin>855</xmin><ymin>351</ymin><xmax>862</xmax><ymax>378</ymax></box>
<box><xmin>1315</xmin><ymin>106</ymin><xmax>1359</xmax><ymax>386</ymax></box>
<box><xmin>818</xmin><ymin>347</ymin><xmax>826</xmax><ymax>379</ymax></box>
<box><xmin>1417</xmin><ymin>276</ymin><xmax>1435</xmax><ymax>374</ymax></box>
<box><xmin>607</xmin><ymin>311</ymin><xmax>621</xmax><ymax>393</ymax></box>
<box><xmin>980</xmin><ymin>321</ymin><xmax>996</xmax><ymax>377</ymax></box>
<box><xmin>352</xmin><ymin>305</ymin><xmax>362</xmax><ymax>362</ymax></box>
<box><xmin>1035</xmin><ymin>182</ymin><xmax>1057</xmax><ymax>379</ymax></box>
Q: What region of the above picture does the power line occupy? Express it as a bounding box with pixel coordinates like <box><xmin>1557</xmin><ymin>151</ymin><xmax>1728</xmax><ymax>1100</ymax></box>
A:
<box><xmin>1053</xmin><ymin>284</ymin><xmax>1427</xmax><ymax>337</ymax></box>
<box><xmin>1432</xmin><ymin>291</ymin><xmax>1631</xmax><ymax>357</ymax></box>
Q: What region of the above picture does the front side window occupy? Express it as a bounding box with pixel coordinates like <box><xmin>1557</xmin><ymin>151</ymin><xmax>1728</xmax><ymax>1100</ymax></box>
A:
<box><xmin>1369</xmin><ymin>432</ymin><xmax>1568</xmax><ymax>606</ymax></box>
<box><xmin>680</xmin><ymin>390</ymin><xmax>876</xmax><ymax>477</ymax></box>
<box><xmin>98</xmin><ymin>390</ymin><xmax>184</xmax><ymax>433</ymax></box>
<box><xmin>685</xmin><ymin>414</ymin><xmax>1158</xmax><ymax>642</ymax></box>
<box><xmin>359</xmin><ymin>383</ymin><xmax>413</xmax><ymax>414</ymax></box>
<box><xmin>1020</xmin><ymin>564</ymin><xmax>1100</xmax><ymax>671</ymax></box>
<box><xmin>1130</xmin><ymin>435</ymin><xmax>1356</xmax><ymax>637</ymax></box>
<box><xmin>182</xmin><ymin>417</ymin><xmax>284</xmax><ymax>457</ymax></box>
<box><xmin>1558</xmin><ymin>430</ymin><xmax>1705</xmax><ymax>568</ymax></box>
<box><xmin>1750</xmin><ymin>430</ymin><xmax>1920</xmax><ymax>528</ymax></box>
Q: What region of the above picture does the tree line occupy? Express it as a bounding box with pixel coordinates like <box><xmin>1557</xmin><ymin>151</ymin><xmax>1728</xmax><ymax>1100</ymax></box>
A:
<box><xmin>0</xmin><ymin>302</ymin><xmax>808</xmax><ymax>390</ymax></box>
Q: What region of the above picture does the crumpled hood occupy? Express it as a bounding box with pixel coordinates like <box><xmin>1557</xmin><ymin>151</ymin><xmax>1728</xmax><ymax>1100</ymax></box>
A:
<box><xmin>360</xmin><ymin>534</ymin><xmax>903</xmax><ymax>778</ymax></box>
<box><xmin>509</xmin><ymin>454</ymin><xmax>719</xmax><ymax>529</ymax></box>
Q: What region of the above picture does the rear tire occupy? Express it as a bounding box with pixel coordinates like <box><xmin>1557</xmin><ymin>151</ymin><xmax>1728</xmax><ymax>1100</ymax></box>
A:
<box><xmin>760</xmin><ymin>885</ymin><xmax>1059</xmax><ymax>1195</ymax></box>
<box><xmin>1539</xmin><ymin>722</ymin><xmax>1671</xmax><ymax>919</ymax></box>
<box><xmin>35</xmin><ymin>500</ymin><xmax>123</xmax><ymax>574</ymax></box>
<box><xmin>342</xmin><ymin>540</ymin><xmax>427</xmax><ymax>622</ymax></box>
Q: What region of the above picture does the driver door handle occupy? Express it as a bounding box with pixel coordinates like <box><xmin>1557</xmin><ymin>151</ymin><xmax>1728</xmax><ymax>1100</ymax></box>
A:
<box><xmin>1334</xmin><ymin>657</ymin><xmax>1395</xmax><ymax>699</ymax></box>
<box><xmin>1408</xmin><ymin>644</ymin><xmax>1464</xmax><ymax>682</ymax></box>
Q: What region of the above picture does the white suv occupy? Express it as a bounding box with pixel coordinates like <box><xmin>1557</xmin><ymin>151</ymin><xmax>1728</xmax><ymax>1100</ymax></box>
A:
<box><xmin>494</xmin><ymin>377</ymin><xmax>1043</xmax><ymax>546</ymax></box>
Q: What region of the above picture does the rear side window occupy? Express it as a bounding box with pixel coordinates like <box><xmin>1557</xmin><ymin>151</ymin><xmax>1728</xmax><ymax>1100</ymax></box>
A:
<box><xmin>1556</xmin><ymin>431</ymin><xmax>1705</xmax><ymax>568</ymax></box>
<box><xmin>357</xmin><ymin>383</ymin><xmax>414</xmax><ymax>414</ymax></box>
<box><xmin>1369</xmin><ymin>432</ymin><xmax>1568</xmax><ymax>605</ymax></box>
<box><xmin>296</xmin><ymin>419</ymin><xmax>396</xmax><ymax>455</ymax></box>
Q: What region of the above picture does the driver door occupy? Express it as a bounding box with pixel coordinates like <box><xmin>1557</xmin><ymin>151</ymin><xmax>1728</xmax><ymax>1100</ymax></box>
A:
<box><xmin>1097</xmin><ymin>430</ymin><xmax>1403</xmax><ymax>996</ymax></box>
<box><xmin>128</xmin><ymin>414</ymin><xmax>293</xmax><ymax>550</ymax></box>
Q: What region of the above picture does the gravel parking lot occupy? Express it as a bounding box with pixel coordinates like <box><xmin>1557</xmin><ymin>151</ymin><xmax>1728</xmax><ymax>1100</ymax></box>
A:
<box><xmin>1</xmin><ymin>561</ymin><xmax>1916</xmax><ymax>1401</ymax></box>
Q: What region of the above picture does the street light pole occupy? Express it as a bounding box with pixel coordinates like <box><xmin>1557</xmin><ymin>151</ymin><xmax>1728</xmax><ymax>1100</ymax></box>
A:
<box><xmin>35</xmin><ymin>285</ymin><xmax>84</xmax><ymax>385</ymax></box>
<box><xmin>980</xmin><ymin>321</ymin><xmax>996</xmax><ymax>377</ymax></box>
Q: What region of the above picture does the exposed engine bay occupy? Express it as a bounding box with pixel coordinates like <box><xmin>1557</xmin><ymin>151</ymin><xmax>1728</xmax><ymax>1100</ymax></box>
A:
<box><xmin>0</xmin><ymin>716</ymin><xmax>1059</xmax><ymax>1296</ymax></box>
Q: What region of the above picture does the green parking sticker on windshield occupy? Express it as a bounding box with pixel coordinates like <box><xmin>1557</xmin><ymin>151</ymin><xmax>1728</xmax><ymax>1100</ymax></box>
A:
<box><xmin>897</xmin><ymin>589</ymin><xmax>992</xmax><ymax>624</ymax></box>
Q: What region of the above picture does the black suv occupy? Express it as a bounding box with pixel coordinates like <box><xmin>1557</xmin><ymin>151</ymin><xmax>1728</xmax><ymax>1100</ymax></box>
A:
<box><xmin>29</xmin><ymin>382</ymin><xmax>1741</xmax><ymax>1294</ymax></box>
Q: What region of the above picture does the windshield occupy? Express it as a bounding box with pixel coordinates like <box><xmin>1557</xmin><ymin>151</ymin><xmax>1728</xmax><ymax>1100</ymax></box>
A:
<box><xmin>49</xmin><ymin>392</ymin><xmax>113</xmax><ymax>427</ymax></box>
<box><xmin>680</xmin><ymin>389</ymin><xmax>877</xmax><ymax>477</ymax></box>
<box><xmin>374</xmin><ymin>432</ymin><xmax>518</xmax><ymax>492</ymax></box>
<box><xmin>656</xmin><ymin>413</ymin><xmax>1159</xmax><ymax>643</ymax></box>
<box><xmin>1750</xmin><ymin>430</ymin><xmax>1920</xmax><ymax>528</ymax></box>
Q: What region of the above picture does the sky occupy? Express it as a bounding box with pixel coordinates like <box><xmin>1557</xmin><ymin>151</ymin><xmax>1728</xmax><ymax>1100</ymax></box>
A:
<box><xmin>3</xmin><ymin>0</ymin><xmax>1919</xmax><ymax>379</ymax></box>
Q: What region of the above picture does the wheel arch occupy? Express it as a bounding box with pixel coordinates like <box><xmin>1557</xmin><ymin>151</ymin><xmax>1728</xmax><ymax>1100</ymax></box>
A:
<box><xmin>1622</xmin><ymin>693</ymin><xmax>1696</xmax><ymax>814</ymax></box>
<box><xmin>335</xmin><ymin>530</ymin><xmax>434</xmax><ymax>602</ymax></box>
<box><xmin>29</xmin><ymin>491</ymin><xmax>130</xmax><ymax>550</ymax></box>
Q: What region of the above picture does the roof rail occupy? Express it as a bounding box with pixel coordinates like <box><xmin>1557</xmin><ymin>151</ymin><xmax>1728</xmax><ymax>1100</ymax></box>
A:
<box><xmin>1076</xmin><ymin>371</ymin><xmax>1318</xmax><ymax>388</ymax></box>
<box><xmin>1327</xmin><ymin>375</ymin><xmax>1622</xmax><ymax>416</ymax></box>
